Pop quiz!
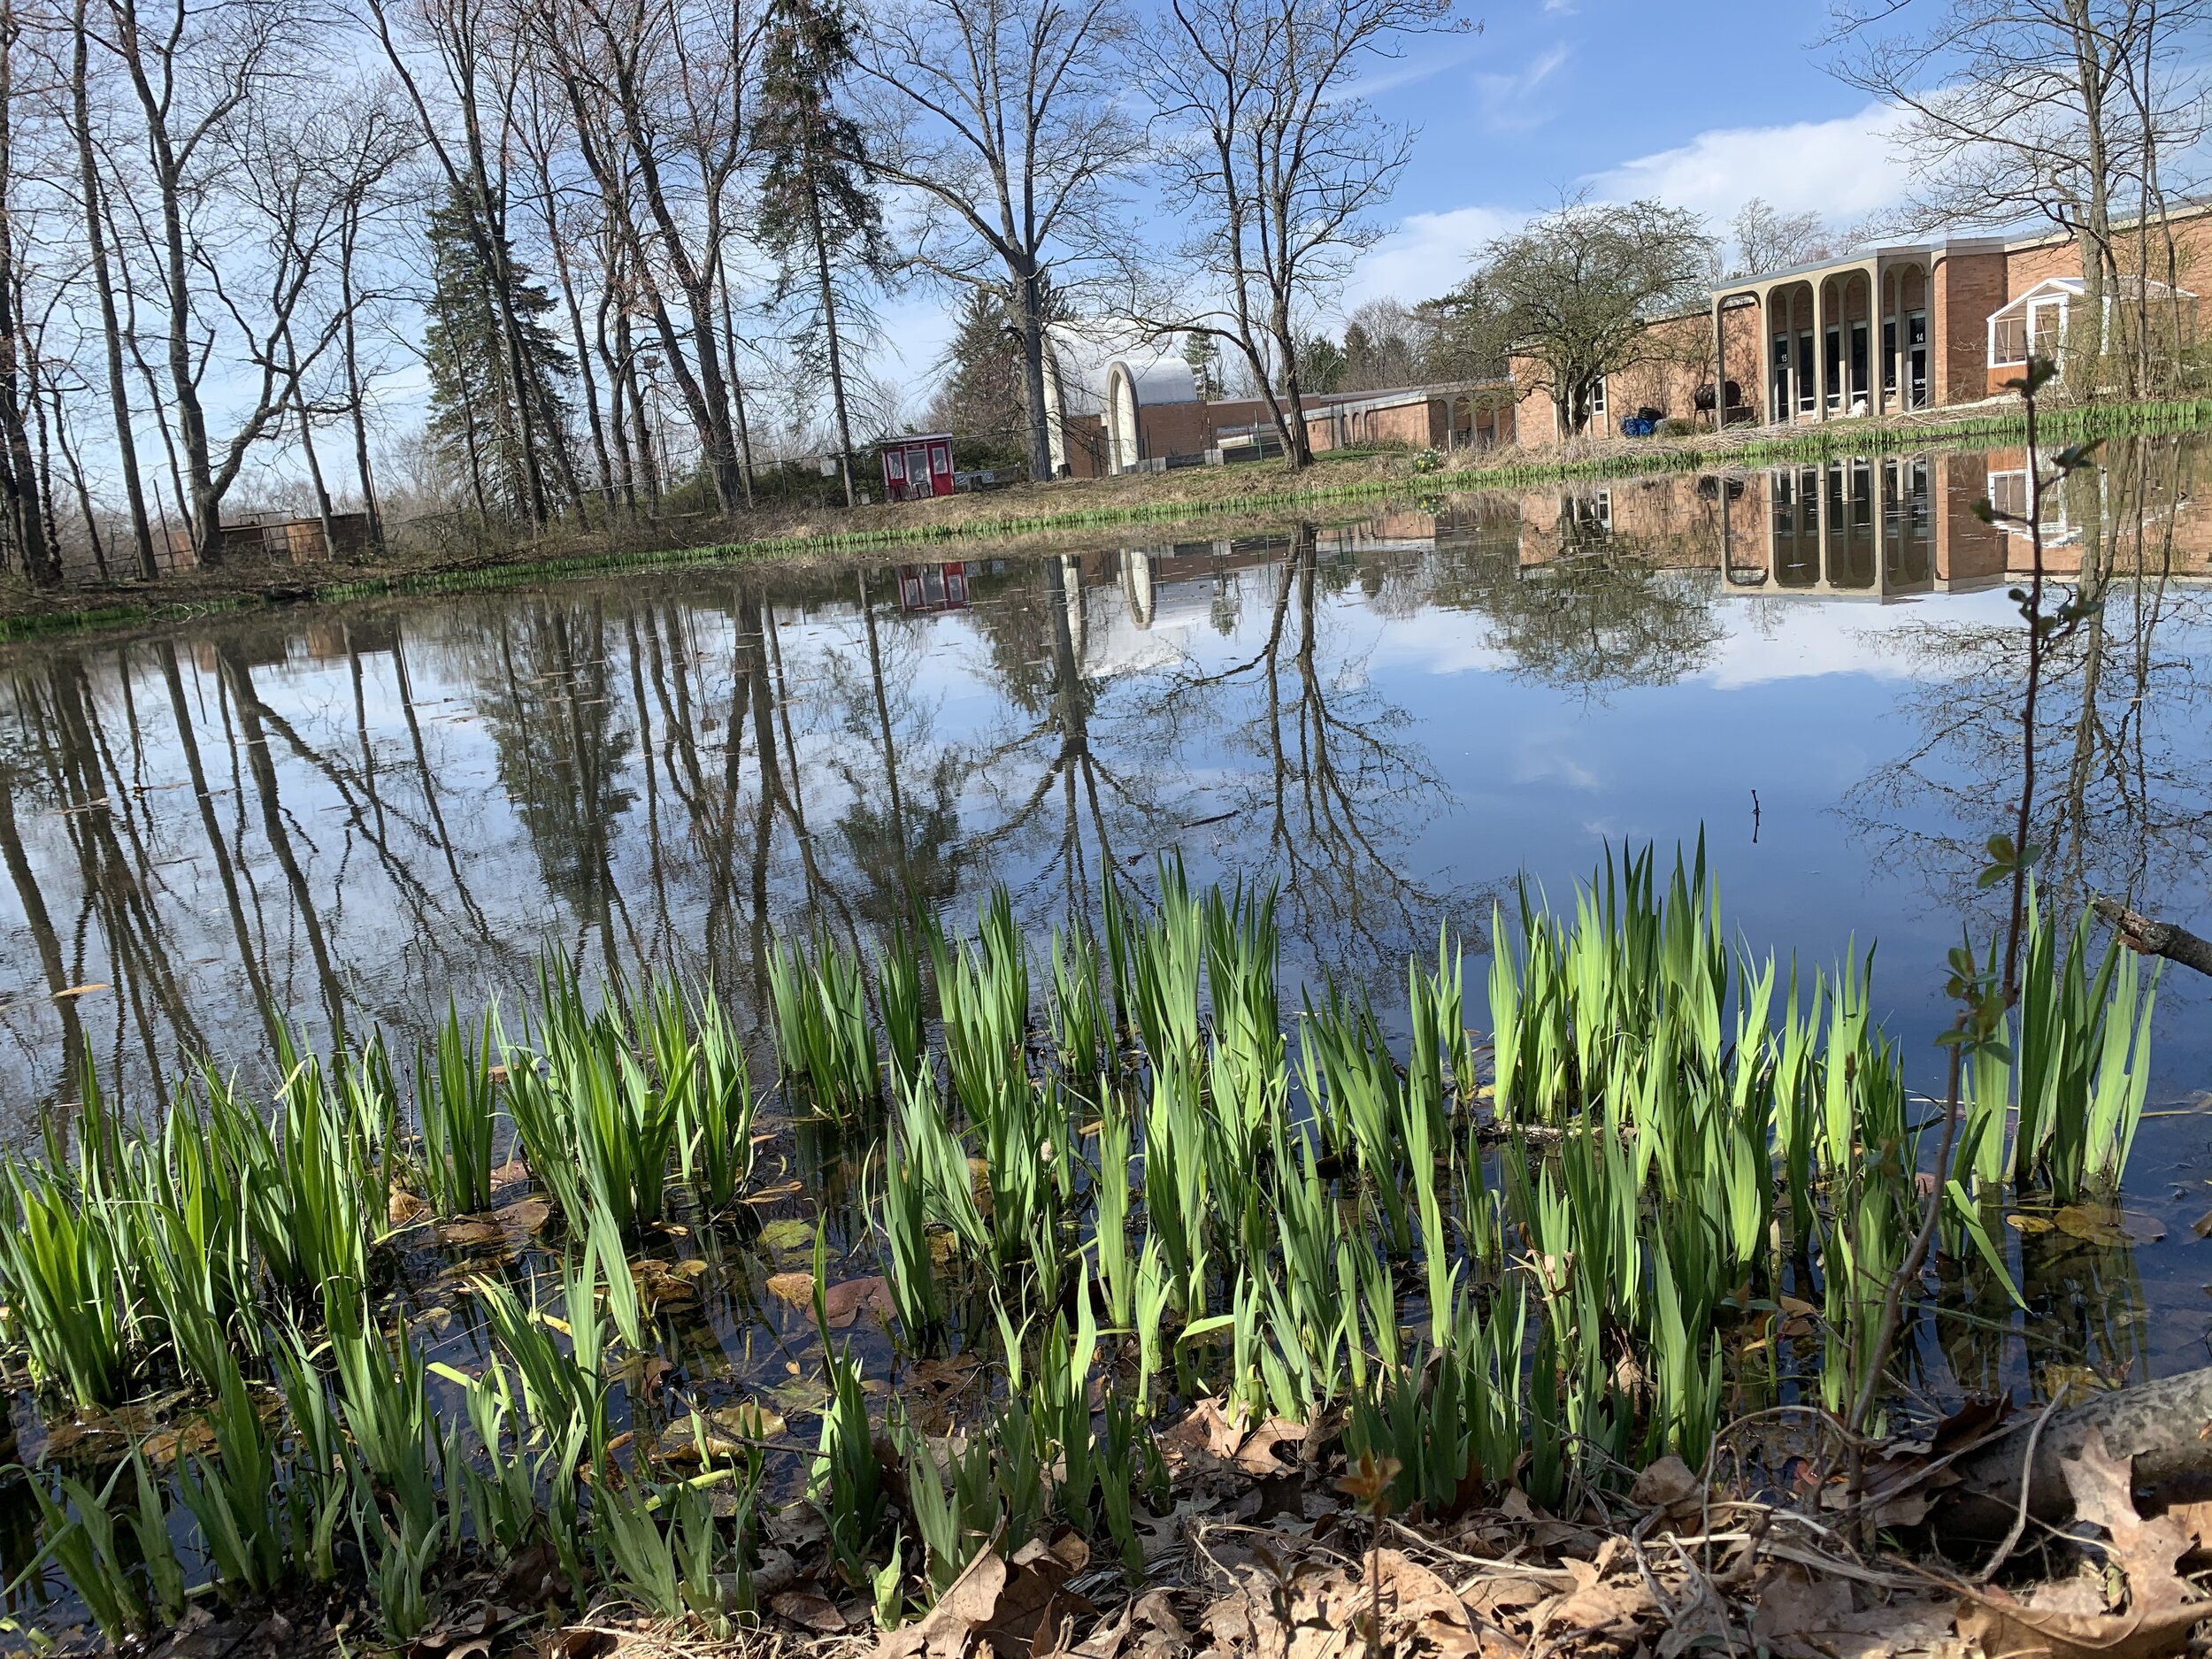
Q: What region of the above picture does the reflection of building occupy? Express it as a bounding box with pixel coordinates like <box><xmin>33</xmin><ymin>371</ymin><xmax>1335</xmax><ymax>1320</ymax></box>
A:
<box><xmin>1712</xmin><ymin>448</ymin><xmax>2212</xmax><ymax>596</ymax></box>
<box><xmin>897</xmin><ymin>562</ymin><xmax>969</xmax><ymax>611</ymax></box>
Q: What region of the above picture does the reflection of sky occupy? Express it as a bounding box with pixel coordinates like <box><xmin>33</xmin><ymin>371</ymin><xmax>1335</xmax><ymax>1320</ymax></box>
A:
<box><xmin>1</xmin><ymin>541</ymin><xmax>2208</xmax><ymax>1134</ymax></box>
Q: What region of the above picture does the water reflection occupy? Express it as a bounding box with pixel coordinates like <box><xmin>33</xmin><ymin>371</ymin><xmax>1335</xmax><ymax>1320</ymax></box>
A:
<box><xmin>1</xmin><ymin>436</ymin><xmax>2209</xmax><ymax>1123</ymax></box>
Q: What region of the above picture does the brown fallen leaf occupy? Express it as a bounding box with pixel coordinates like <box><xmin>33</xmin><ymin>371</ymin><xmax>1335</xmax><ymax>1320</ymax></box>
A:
<box><xmin>1751</xmin><ymin>1566</ymin><xmax>1855</xmax><ymax>1659</ymax></box>
<box><xmin>2060</xmin><ymin>1425</ymin><xmax>2199</xmax><ymax>1612</ymax></box>
<box><xmin>772</xmin><ymin>1592</ymin><xmax>850</xmax><ymax>1635</ymax></box>
<box><xmin>1528</xmin><ymin>1555</ymin><xmax>1655</xmax><ymax>1641</ymax></box>
<box><xmin>986</xmin><ymin>1532</ymin><xmax>1097</xmax><ymax>1659</ymax></box>
<box><xmin>388</xmin><ymin>1186</ymin><xmax>432</xmax><ymax>1228</ymax></box>
<box><xmin>876</xmin><ymin>1548</ymin><xmax>1009</xmax><ymax>1659</ymax></box>
<box><xmin>1629</xmin><ymin>1454</ymin><xmax>1703</xmax><ymax>1518</ymax></box>
<box><xmin>1164</xmin><ymin>1397</ymin><xmax>1249</xmax><ymax>1463</ymax></box>
<box><xmin>438</xmin><ymin>1216</ymin><xmax>508</xmax><ymax>1249</ymax></box>
<box><xmin>1236</xmin><ymin>1416</ymin><xmax>1310</xmax><ymax>1477</ymax></box>
<box><xmin>1956</xmin><ymin>1591</ymin><xmax>2207</xmax><ymax>1659</ymax></box>
<box><xmin>50</xmin><ymin>982</ymin><xmax>109</xmax><ymax>1000</ymax></box>
<box><xmin>764</xmin><ymin>1271</ymin><xmax>896</xmax><ymax>1327</ymax></box>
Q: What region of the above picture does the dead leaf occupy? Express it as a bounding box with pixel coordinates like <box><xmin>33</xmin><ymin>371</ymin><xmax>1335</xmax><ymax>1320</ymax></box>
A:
<box><xmin>1751</xmin><ymin>1566</ymin><xmax>1855</xmax><ymax>1659</ymax></box>
<box><xmin>50</xmin><ymin>982</ymin><xmax>109</xmax><ymax>1000</ymax></box>
<box><xmin>1238</xmin><ymin>1417</ymin><xmax>1309</xmax><ymax>1476</ymax></box>
<box><xmin>1529</xmin><ymin>1555</ymin><xmax>1655</xmax><ymax>1641</ymax></box>
<box><xmin>1629</xmin><ymin>1455</ymin><xmax>1703</xmax><ymax>1517</ymax></box>
<box><xmin>765</xmin><ymin>1271</ymin><xmax>896</xmax><ymax>1327</ymax></box>
<box><xmin>2054</xmin><ymin>1204</ymin><xmax>2164</xmax><ymax>1248</ymax></box>
<box><xmin>2060</xmin><ymin>1425</ymin><xmax>2198</xmax><ymax>1610</ymax></box>
<box><xmin>388</xmin><ymin>1186</ymin><xmax>431</xmax><ymax>1228</ymax></box>
<box><xmin>1957</xmin><ymin>1592</ymin><xmax>2206</xmax><ymax>1659</ymax></box>
<box><xmin>1165</xmin><ymin>1398</ymin><xmax>1248</xmax><ymax>1463</ymax></box>
<box><xmin>439</xmin><ymin>1217</ymin><xmax>507</xmax><ymax>1249</ymax></box>
<box><xmin>772</xmin><ymin>1592</ymin><xmax>850</xmax><ymax>1634</ymax></box>
<box><xmin>986</xmin><ymin>1532</ymin><xmax>1097</xmax><ymax>1659</ymax></box>
<box><xmin>876</xmin><ymin>1548</ymin><xmax>1009</xmax><ymax>1659</ymax></box>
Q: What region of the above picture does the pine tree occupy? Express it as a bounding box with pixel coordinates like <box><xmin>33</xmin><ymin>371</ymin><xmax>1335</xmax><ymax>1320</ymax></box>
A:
<box><xmin>422</xmin><ymin>188</ymin><xmax>572</xmax><ymax>519</ymax></box>
<box><xmin>926</xmin><ymin>290</ymin><xmax>1026</xmax><ymax>465</ymax></box>
<box><xmin>752</xmin><ymin>0</ymin><xmax>882</xmax><ymax>507</ymax></box>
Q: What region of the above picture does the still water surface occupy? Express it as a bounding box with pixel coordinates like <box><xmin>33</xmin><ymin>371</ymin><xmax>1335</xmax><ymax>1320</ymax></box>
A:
<box><xmin>2</xmin><ymin>435</ymin><xmax>2211</xmax><ymax>1387</ymax></box>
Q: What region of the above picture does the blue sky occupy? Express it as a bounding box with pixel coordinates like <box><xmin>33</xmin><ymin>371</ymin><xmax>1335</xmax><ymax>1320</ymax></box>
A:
<box><xmin>872</xmin><ymin>0</ymin><xmax>1920</xmax><ymax>404</ymax></box>
<box><xmin>1351</xmin><ymin>0</ymin><xmax>1911</xmax><ymax>306</ymax></box>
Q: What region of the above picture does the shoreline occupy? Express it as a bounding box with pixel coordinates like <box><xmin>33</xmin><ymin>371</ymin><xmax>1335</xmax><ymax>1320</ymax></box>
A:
<box><xmin>4</xmin><ymin>391</ymin><xmax>2208</xmax><ymax>644</ymax></box>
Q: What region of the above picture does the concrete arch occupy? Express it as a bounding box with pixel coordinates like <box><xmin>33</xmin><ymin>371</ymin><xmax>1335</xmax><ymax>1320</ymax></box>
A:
<box><xmin>1102</xmin><ymin>358</ymin><xmax>1200</xmax><ymax>473</ymax></box>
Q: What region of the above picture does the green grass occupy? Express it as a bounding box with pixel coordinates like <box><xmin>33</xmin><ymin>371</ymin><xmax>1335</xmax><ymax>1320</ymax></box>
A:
<box><xmin>0</xmin><ymin>849</ymin><xmax>2165</xmax><ymax>1644</ymax></box>
<box><xmin>7</xmin><ymin>394</ymin><xmax>2208</xmax><ymax>646</ymax></box>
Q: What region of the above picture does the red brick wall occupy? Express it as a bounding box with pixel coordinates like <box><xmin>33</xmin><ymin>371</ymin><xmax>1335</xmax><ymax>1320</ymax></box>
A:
<box><xmin>1933</xmin><ymin>250</ymin><xmax>2007</xmax><ymax>406</ymax></box>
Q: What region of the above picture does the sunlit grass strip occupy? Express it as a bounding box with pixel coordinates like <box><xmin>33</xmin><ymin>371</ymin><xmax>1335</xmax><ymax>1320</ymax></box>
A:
<box><xmin>7</xmin><ymin>395</ymin><xmax>2208</xmax><ymax>643</ymax></box>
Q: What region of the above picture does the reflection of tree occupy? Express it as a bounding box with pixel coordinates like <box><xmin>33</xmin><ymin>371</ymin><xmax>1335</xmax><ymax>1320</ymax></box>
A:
<box><xmin>818</xmin><ymin>572</ymin><xmax>964</xmax><ymax>931</ymax></box>
<box><xmin>1840</xmin><ymin>438</ymin><xmax>2212</xmax><ymax>917</ymax></box>
<box><xmin>956</xmin><ymin>555</ymin><xmax>1178</xmax><ymax>921</ymax></box>
<box><xmin>473</xmin><ymin>602</ymin><xmax>640</xmax><ymax>956</ymax></box>
<box><xmin>1471</xmin><ymin>545</ymin><xmax>1724</xmax><ymax>693</ymax></box>
<box><xmin>1195</xmin><ymin>526</ymin><xmax>1493</xmax><ymax>983</ymax></box>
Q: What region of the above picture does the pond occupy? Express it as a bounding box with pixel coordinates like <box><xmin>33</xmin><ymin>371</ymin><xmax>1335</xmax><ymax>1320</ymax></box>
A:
<box><xmin>0</xmin><ymin>432</ymin><xmax>2209</xmax><ymax>1640</ymax></box>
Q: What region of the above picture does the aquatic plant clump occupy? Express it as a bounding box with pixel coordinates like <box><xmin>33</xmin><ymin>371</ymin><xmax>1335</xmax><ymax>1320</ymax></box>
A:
<box><xmin>0</xmin><ymin>851</ymin><xmax>2159</xmax><ymax>1647</ymax></box>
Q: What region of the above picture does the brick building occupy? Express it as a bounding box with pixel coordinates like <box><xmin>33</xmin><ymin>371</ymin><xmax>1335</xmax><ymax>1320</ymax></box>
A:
<box><xmin>1041</xmin><ymin>331</ymin><xmax>1517</xmax><ymax>477</ymax></box>
<box><xmin>1511</xmin><ymin>206</ymin><xmax>2208</xmax><ymax>449</ymax></box>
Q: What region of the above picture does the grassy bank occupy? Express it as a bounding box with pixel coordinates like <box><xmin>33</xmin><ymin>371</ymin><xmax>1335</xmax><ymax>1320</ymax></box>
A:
<box><xmin>4</xmin><ymin>390</ymin><xmax>2208</xmax><ymax>644</ymax></box>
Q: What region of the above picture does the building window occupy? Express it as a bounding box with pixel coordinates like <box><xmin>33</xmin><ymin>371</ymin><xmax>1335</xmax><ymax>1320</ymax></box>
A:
<box><xmin>1988</xmin><ymin>471</ymin><xmax>2028</xmax><ymax>520</ymax></box>
<box><xmin>1590</xmin><ymin>376</ymin><xmax>1608</xmax><ymax>424</ymax></box>
<box><xmin>1992</xmin><ymin>315</ymin><xmax>2028</xmax><ymax>365</ymax></box>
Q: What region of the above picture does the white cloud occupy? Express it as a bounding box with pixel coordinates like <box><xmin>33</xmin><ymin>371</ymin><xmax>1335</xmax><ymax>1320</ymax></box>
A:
<box><xmin>1473</xmin><ymin>42</ymin><xmax>1572</xmax><ymax>131</ymax></box>
<box><xmin>1345</xmin><ymin>99</ymin><xmax>1919</xmax><ymax>310</ymax></box>
<box><xmin>1342</xmin><ymin>204</ymin><xmax>1523</xmax><ymax>309</ymax></box>
<box><xmin>1588</xmin><ymin>101</ymin><xmax>1916</xmax><ymax>227</ymax></box>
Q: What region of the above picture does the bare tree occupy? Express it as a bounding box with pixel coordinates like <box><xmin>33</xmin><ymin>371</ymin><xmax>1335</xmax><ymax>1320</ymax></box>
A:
<box><xmin>65</xmin><ymin>0</ymin><xmax>153</xmax><ymax>577</ymax></box>
<box><xmin>521</xmin><ymin>0</ymin><xmax>754</xmax><ymax>514</ymax></box>
<box><xmin>856</xmin><ymin>0</ymin><xmax>1134</xmax><ymax>483</ymax></box>
<box><xmin>1718</xmin><ymin>196</ymin><xmax>1834</xmax><ymax>281</ymax></box>
<box><xmin>1133</xmin><ymin>0</ymin><xmax>1463</xmax><ymax>466</ymax></box>
<box><xmin>0</xmin><ymin>0</ymin><xmax>56</xmax><ymax>584</ymax></box>
<box><xmin>1828</xmin><ymin>0</ymin><xmax>2212</xmax><ymax>394</ymax></box>
<box><xmin>1480</xmin><ymin>196</ymin><xmax>1712</xmax><ymax>439</ymax></box>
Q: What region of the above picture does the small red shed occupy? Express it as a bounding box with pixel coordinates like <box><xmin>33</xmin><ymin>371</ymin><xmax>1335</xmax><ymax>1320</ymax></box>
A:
<box><xmin>881</xmin><ymin>433</ymin><xmax>955</xmax><ymax>502</ymax></box>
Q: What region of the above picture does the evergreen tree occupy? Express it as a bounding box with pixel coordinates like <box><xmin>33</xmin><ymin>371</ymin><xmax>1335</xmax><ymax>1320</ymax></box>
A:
<box><xmin>752</xmin><ymin>0</ymin><xmax>882</xmax><ymax>507</ymax></box>
<box><xmin>926</xmin><ymin>289</ymin><xmax>1027</xmax><ymax>465</ymax></box>
<box><xmin>1182</xmin><ymin>331</ymin><xmax>1222</xmax><ymax>401</ymax></box>
<box><xmin>422</xmin><ymin>188</ymin><xmax>572</xmax><ymax>519</ymax></box>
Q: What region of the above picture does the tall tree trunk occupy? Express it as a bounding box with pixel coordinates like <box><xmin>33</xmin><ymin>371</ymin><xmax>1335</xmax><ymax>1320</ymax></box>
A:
<box><xmin>111</xmin><ymin>0</ymin><xmax>223</xmax><ymax>565</ymax></box>
<box><xmin>73</xmin><ymin>0</ymin><xmax>155</xmax><ymax>580</ymax></box>
<box><xmin>1018</xmin><ymin>262</ymin><xmax>1053</xmax><ymax>482</ymax></box>
<box><xmin>810</xmin><ymin>183</ymin><xmax>858</xmax><ymax>508</ymax></box>
<box><xmin>715</xmin><ymin>252</ymin><xmax>756</xmax><ymax>507</ymax></box>
<box><xmin>1269</xmin><ymin>290</ymin><xmax>1313</xmax><ymax>467</ymax></box>
<box><xmin>336</xmin><ymin>198</ymin><xmax>382</xmax><ymax>550</ymax></box>
<box><xmin>0</xmin><ymin>0</ymin><xmax>55</xmax><ymax>586</ymax></box>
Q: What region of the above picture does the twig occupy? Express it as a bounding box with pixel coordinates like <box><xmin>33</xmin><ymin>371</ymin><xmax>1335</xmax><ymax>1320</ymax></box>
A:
<box><xmin>1971</xmin><ymin>1384</ymin><xmax>2072</xmax><ymax>1584</ymax></box>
